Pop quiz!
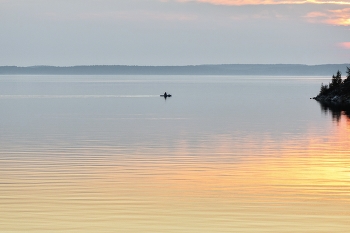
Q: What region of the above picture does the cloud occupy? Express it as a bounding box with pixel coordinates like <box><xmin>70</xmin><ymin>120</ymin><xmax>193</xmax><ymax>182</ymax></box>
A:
<box><xmin>179</xmin><ymin>0</ymin><xmax>350</xmax><ymax>5</ymax></box>
<box><xmin>339</xmin><ymin>42</ymin><xmax>350</xmax><ymax>48</ymax></box>
<box><xmin>176</xmin><ymin>0</ymin><xmax>350</xmax><ymax>26</ymax></box>
<box><xmin>87</xmin><ymin>11</ymin><xmax>196</xmax><ymax>21</ymax></box>
<box><xmin>44</xmin><ymin>10</ymin><xmax>197</xmax><ymax>23</ymax></box>
<box><xmin>305</xmin><ymin>8</ymin><xmax>350</xmax><ymax>25</ymax></box>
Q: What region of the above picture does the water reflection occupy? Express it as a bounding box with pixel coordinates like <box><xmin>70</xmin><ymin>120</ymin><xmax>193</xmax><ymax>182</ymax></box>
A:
<box><xmin>1</xmin><ymin>121</ymin><xmax>350</xmax><ymax>232</ymax></box>
<box><xmin>319</xmin><ymin>101</ymin><xmax>350</xmax><ymax>122</ymax></box>
<box><xmin>1</xmin><ymin>76</ymin><xmax>349</xmax><ymax>232</ymax></box>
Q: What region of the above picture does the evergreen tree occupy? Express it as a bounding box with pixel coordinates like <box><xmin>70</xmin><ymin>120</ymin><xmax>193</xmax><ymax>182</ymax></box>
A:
<box><xmin>331</xmin><ymin>70</ymin><xmax>342</xmax><ymax>87</ymax></box>
<box><xmin>345</xmin><ymin>66</ymin><xmax>350</xmax><ymax>83</ymax></box>
<box><xmin>319</xmin><ymin>83</ymin><xmax>329</xmax><ymax>95</ymax></box>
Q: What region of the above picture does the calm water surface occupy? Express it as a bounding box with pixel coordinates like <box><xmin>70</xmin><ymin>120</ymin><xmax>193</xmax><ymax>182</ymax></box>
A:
<box><xmin>0</xmin><ymin>75</ymin><xmax>349</xmax><ymax>232</ymax></box>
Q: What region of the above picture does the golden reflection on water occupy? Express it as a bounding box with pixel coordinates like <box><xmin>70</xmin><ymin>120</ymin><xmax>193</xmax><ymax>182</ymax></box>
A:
<box><xmin>1</xmin><ymin>117</ymin><xmax>350</xmax><ymax>232</ymax></box>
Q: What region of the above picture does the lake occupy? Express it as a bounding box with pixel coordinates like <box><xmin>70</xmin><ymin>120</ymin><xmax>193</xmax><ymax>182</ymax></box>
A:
<box><xmin>0</xmin><ymin>75</ymin><xmax>349</xmax><ymax>232</ymax></box>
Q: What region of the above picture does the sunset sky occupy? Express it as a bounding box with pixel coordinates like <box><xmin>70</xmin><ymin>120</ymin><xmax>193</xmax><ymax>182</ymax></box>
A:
<box><xmin>1</xmin><ymin>0</ymin><xmax>350</xmax><ymax>66</ymax></box>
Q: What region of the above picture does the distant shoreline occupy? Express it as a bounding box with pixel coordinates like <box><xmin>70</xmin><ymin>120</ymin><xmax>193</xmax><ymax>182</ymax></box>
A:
<box><xmin>1</xmin><ymin>64</ymin><xmax>349</xmax><ymax>76</ymax></box>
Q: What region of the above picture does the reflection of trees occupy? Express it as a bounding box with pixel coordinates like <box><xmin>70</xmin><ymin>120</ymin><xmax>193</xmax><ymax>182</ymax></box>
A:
<box><xmin>319</xmin><ymin>102</ymin><xmax>350</xmax><ymax>122</ymax></box>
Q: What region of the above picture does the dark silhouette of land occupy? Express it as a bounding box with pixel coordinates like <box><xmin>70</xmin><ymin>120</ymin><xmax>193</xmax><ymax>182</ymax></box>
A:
<box><xmin>314</xmin><ymin>67</ymin><xmax>350</xmax><ymax>104</ymax></box>
<box><xmin>0</xmin><ymin>64</ymin><xmax>349</xmax><ymax>76</ymax></box>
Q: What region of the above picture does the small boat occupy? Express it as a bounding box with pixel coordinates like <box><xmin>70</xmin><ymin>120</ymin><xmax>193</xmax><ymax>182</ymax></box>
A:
<box><xmin>160</xmin><ymin>94</ymin><xmax>172</xmax><ymax>98</ymax></box>
<box><xmin>160</xmin><ymin>92</ymin><xmax>172</xmax><ymax>98</ymax></box>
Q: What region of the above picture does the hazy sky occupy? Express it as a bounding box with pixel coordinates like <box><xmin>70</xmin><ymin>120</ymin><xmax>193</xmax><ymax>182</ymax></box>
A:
<box><xmin>1</xmin><ymin>0</ymin><xmax>349</xmax><ymax>66</ymax></box>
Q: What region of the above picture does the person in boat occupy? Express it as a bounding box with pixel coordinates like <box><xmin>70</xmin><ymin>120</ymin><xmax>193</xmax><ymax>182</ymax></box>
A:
<box><xmin>164</xmin><ymin>92</ymin><xmax>167</xmax><ymax>96</ymax></box>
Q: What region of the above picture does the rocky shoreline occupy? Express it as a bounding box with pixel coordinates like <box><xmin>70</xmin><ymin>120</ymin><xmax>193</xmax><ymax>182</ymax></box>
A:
<box><xmin>314</xmin><ymin>93</ymin><xmax>350</xmax><ymax>104</ymax></box>
<box><xmin>313</xmin><ymin>68</ymin><xmax>350</xmax><ymax>104</ymax></box>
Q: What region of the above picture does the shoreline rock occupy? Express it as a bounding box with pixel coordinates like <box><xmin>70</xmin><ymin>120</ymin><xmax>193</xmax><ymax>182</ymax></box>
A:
<box><xmin>314</xmin><ymin>94</ymin><xmax>350</xmax><ymax>105</ymax></box>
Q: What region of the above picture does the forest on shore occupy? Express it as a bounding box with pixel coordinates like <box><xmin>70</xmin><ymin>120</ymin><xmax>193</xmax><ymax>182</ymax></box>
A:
<box><xmin>314</xmin><ymin>67</ymin><xmax>350</xmax><ymax>104</ymax></box>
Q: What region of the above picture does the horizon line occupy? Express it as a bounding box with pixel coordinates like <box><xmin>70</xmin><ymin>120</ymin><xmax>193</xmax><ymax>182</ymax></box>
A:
<box><xmin>1</xmin><ymin>63</ymin><xmax>350</xmax><ymax>68</ymax></box>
